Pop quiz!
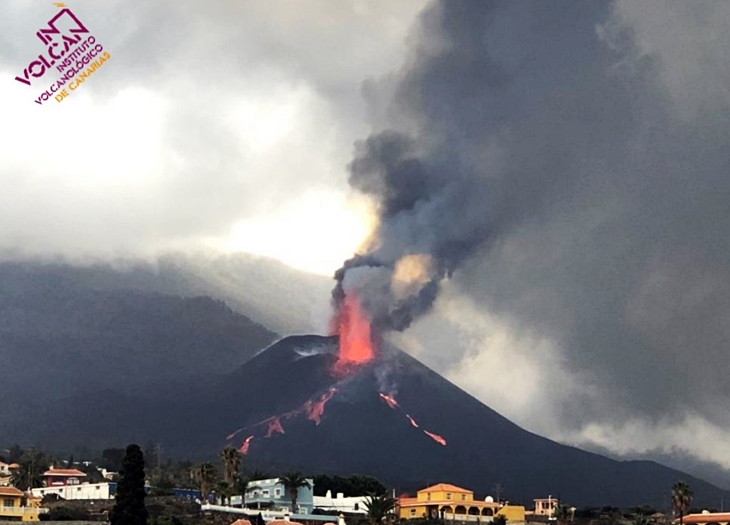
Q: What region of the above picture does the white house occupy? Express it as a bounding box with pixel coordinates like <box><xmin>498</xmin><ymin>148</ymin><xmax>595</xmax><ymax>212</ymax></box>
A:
<box><xmin>32</xmin><ymin>482</ymin><xmax>116</xmax><ymax>500</ymax></box>
<box><xmin>313</xmin><ymin>491</ymin><xmax>368</xmax><ymax>515</ymax></box>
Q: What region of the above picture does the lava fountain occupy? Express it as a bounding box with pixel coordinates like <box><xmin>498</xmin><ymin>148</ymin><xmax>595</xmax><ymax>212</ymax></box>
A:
<box><xmin>331</xmin><ymin>291</ymin><xmax>375</xmax><ymax>375</ymax></box>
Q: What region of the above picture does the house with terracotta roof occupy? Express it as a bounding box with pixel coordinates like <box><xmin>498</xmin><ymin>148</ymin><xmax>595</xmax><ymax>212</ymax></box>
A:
<box><xmin>397</xmin><ymin>483</ymin><xmax>524</xmax><ymax>523</ymax></box>
<box><xmin>0</xmin><ymin>462</ymin><xmax>19</xmax><ymax>487</ymax></box>
<box><xmin>42</xmin><ymin>468</ymin><xmax>87</xmax><ymax>487</ymax></box>
<box><xmin>0</xmin><ymin>486</ymin><xmax>46</xmax><ymax>521</ymax></box>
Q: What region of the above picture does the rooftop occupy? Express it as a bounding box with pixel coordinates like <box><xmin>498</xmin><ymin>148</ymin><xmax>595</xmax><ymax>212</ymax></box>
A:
<box><xmin>43</xmin><ymin>468</ymin><xmax>87</xmax><ymax>477</ymax></box>
<box><xmin>0</xmin><ymin>486</ymin><xmax>25</xmax><ymax>497</ymax></box>
<box><xmin>419</xmin><ymin>484</ymin><xmax>472</xmax><ymax>494</ymax></box>
<box><xmin>683</xmin><ymin>513</ymin><xmax>730</xmax><ymax>524</ymax></box>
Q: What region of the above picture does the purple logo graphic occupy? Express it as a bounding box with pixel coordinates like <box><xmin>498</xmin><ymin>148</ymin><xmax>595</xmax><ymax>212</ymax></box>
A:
<box><xmin>15</xmin><ymin>6</ymin><xmax>112</xmax><ymax>105</ymax></box>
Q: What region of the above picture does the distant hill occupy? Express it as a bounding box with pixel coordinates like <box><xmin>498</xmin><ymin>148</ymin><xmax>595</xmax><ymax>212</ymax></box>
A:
<box><xmin>0</xmin><ymin>252</ymin><xmax>331</xmax><ymax>335</ymax></box>
<box><xmin>0</xmin><ymin>260</ymin><xmax>279</xmax><ymax>439</ymax></box>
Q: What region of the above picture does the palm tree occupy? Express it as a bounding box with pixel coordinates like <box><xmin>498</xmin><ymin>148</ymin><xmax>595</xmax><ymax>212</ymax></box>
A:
<box><xmin>11</xmin><ymin>450</ymin><xmax>45</xmax><ymax>490</ymax></box>
<box><xmin>671</xmin><ymin>482</ymin><xmax>693</xmax><ymax>525</ymax></box>
<box><xmin>247</xmin><ymin>470</ymin><xmax>270</xmax><ymax>481</ymax></box>
<box><xmin>220</xmin><ymin>446</ymin><xmax>241</xmax><ymax>485</ymax></box>
<box><xmin>215</xmin><ymin>480</ymin><xmax>234</xmax><ymax>506</ymax></box>
<box><xmin>190</xmin><ymin>463</ymin><xmax>218</xmax><ymax>501</ymax></box>
<box><xmin>278</xmin><ymin>472</ymin><xmax>311</xmax><ymax>514</ymax></box>
<box><xmin>363</xmin><ymin>493</ymin><xmax>397</xmax><ymax>525</ymax></box>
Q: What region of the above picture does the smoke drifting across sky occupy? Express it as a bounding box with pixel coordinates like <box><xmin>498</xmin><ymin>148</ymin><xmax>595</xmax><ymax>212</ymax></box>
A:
<box><xmin>336</xmin><ymin>0</ymin><xmax>730</xmax><ymax>480</ymax></box>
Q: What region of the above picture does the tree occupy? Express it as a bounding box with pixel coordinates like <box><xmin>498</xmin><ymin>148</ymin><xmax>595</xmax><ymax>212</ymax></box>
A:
<box><xmin>312</xmin><ymin>475</ymin><xmax>387</xmax><ymax>497</ymax></box>
<box><xmin>101</xmin><ymin>448</ymin><xmax>126</xmax><ymax>471</ymax></box>
<box><xmin>247</xmin><ymin>470</ymin><xmax>270</xmax><ymax>481</ymax></box>
<box><xmin>555</xmin><ymin>505</ymin><xmax>572</xmax><ymax>525</ymax></box>
<box><xmin>278</xmin><ymin>472</ymin><xmax>311</xmax><ymax>514</ymax></box>
<box><xmin>191</xmin><ymin>463</ymin><xmax>218</xmax><ymax>501</ymax></box>
<box><xmin>110</xmin><ymin>444</ymin><xmax>148</xmax><ymax>525</ymax></box>
<box><xmin>632</xmin><ymin>516</ymin><xmax>650</xmax><ymax>525</ymax></box>
<box><xmin>362</xmin><ymin>493</ymin><xmax>397</xmax><ymax>525</ymax></box>
<box><xmin>11</xmin><ymin>449</ymin><xmax>46</xmax><ymax>490</ymax></box>
<box><xmin>220</xmin><ymin>446</ymin><xmax>241</xmax><ymax>485</ymax></box>
<box><xmin>671</xmin><ymin>482</ymin><xmax>693</xmax><ymax>525</ymax></box>
<box><xmin>216</xmin><ymin>481</ymin><xmax>235</xmax><ymax>506</ymax></box>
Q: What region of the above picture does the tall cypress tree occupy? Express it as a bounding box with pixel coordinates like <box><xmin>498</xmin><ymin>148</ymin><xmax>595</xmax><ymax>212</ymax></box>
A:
<box><xmin>111</xmin><ymin>444</ymin><xmax>148</xmax><ymax>525</ymax></box>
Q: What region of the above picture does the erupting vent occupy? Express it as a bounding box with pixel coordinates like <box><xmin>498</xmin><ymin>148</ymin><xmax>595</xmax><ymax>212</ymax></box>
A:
<box><xmin>331</xmin><ymin>292</ymin><xmax>375</xmax><ymax>376</ymax></box>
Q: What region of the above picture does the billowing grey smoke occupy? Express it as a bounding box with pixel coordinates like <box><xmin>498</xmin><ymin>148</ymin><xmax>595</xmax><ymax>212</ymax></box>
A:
<box><xmin>333</xmin><ymin>129</ymin><xmax>494</xmax><ymax>330</ymax></box>
<box><xmin>332</xmin><ymin>0</ymin><xmax>621</xmax><ymax>331</ymax></box>
<box><xmin>336</xmin><ymin>0</ymin><xmax>730</xmax><ymax>460</ymax></box>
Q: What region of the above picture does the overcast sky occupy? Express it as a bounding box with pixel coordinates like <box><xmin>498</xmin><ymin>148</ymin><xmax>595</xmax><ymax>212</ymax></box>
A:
<box><xmin>3</xmin><ymin>0</ymin><xmax>730</xmax><ymax>486</ymax></box>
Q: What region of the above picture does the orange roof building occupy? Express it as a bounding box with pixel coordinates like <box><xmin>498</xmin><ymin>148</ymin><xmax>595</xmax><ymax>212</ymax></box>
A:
<box><xmin>397</xmin><ymin>483</ymin><xmax>502</xmax><ymax>521</ymax></box>
<box><xmin>0</xmin><ymin>486</ymin><xmax>46</xmax><ymax>521</ymax></box>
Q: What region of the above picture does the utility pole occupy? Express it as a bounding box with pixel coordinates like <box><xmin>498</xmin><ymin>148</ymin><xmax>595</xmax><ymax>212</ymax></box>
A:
<box><xmin>494</xmin><ymin>483</ymin><xmax>503</xmax><ymax>504</ymax></box>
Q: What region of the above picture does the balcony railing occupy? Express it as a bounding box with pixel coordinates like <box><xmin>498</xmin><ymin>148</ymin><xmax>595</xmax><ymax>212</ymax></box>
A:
<box><xmin>0</xmin><ymin>505</ymin><xmax>48</xmax><ymax>516</ymax></box>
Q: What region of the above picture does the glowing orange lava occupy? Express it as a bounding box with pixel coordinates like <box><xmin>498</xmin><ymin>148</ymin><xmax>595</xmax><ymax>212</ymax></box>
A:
<box><xmin>379</xmin><ymin>392</ymin><xmax>400</xmax><ymax>409</ymax></box>
<box><xmin>424</xmin><ymin>430</ymin><xmax>446</xmax><ymax>446</ymax></box>
<box><xmin>407</xmin><ymin>414</ymin><xmax>419</xmax><ymax>428</ymax></box>
<box><xmin>332</xmin><ymin>292</ymin><xmax>375</xmax><ymax>375</ymax></box>
<box><xmin>239</xmin><ymin>435</ymin><xmax>254</xmax><ymax>454</ymax></box>
<box><xmin>264</xmin><ymin>416</ymin><xmax>285</xmax><ymax>437</ymax></box>
<box><xmin>304</xmin><ymin>387</ymin><xmax>337</xmax><ymax>425</ymax></box>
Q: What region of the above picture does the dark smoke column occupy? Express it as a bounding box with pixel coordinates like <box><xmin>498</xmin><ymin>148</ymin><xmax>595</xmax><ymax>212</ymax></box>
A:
<box><xmin>331</xmin><ymin>1</ymin><xmax>510</xmax><ymax>332</ymax></box>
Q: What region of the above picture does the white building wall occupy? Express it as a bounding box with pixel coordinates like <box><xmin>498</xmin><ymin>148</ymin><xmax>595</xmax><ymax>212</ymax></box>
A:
<box><xmin>313</xmin><ymin>492</ymin><xmax>368</xmax><ymax>515</ymax></box>
<box><xmin>32</xmin><ymin>482</ymin><xmax>113</xmax><ymax>500</ymax></box>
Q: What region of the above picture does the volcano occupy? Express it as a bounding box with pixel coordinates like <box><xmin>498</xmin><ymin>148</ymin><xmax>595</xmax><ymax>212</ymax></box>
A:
<box><xmin>10</xmin><ymin>329</ymin><xmax>730</xmax><ymax>508</ymax></box>
<box><xmin>205</xmin><ymin>334</ymin><xmax>728</xmax><ymax>508</ymax></box>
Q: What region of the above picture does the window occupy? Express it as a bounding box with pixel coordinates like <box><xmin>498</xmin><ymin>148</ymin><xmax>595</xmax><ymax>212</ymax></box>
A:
<box><xmin>354</xmin><ymin>504</ymin><xmax>359</xmax><ymax>511</ymax></box>
<box><xmin>263</xmin><ymin>490</ymin><xmax>270</xmax><ymax>497</ymax></box>
<box><xmin>3</xmin><ymin>498</ymin><xmax>15</xmax><ymax>507</ymax></box>
<box><xmin>410</xmin><ymin>510</ymin><xmax>416</xmax><ymax>516</ymax></box>
<box><xmin>461</xmin><ymin>495</ymin><xmax>466</xmax><ymax>501</ymax></box>
<box><xmin>446</xmin><ymin>493</ymin><xmax>452</xmax><ymax>500</ymax></box>
<box><xmin>77</xmin><ymin>487</ymin><xmax>82</xmax><ymax>491</ymax></box>
<box><xmin>275</xmin><ymin>489</ymin><xmax>281</xmax><ymax>497</ymax></box>
<box><xmin>427</xmin><ymin>494</ymin><xmax>431</xmax><ymax>501</ymax></box>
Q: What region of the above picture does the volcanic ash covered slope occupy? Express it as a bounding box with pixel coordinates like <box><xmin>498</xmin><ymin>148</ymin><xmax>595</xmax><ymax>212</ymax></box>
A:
<box><xmin>216</xmin><ymin>334</ymin><xmax>730</xmax><ymax>508</ymax></box>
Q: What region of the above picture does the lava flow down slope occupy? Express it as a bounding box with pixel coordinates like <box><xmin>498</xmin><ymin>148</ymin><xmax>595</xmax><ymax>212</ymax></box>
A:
<box><xmin>209</xmin><ymin>299</ymin><xmax>728</xmax><ymax>508</ymax></box>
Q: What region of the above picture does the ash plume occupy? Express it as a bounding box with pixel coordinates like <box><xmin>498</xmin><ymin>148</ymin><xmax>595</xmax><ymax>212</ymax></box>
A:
<box><xmin>337</xmin><ymin>0</ymin><xmax>730</xmax><ymax>466</ymax></box>
<box><xmin>332</xmin><ymin>0</ymin><xmax>550</xmax><ymax>332</ymax></box>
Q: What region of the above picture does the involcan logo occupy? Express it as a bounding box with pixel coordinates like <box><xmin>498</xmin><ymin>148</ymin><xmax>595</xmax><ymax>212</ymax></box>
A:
<box><xmin>15</xmin><ymin>5</ymin><xmax>112</xmax><ymax>105</ymax></box>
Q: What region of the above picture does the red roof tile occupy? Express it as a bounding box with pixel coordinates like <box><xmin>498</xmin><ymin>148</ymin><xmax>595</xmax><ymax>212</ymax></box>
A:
<box><xmin>43</xmin><ymin>468</ymin><xmax>87</xmax><ymax>477</ymax></box>
<box><xmin>0</xmin><ymin>486</ymin><xmax>24</xmax><ymax>496</ymax></box>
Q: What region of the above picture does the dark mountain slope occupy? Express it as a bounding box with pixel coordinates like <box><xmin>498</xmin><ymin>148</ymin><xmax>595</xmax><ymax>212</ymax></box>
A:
<box><xmin>38</xmin><ymin>333</ymin><xmax>723</xmax><ymax>508</ymax></box>
<box><xmin>0</xmin><ymin>264</ymin><xmax>278</xmax><ymax>439</ymax></box>
<box><xmin>203</xmin><ymin>336</ymin><xmax>729</xmax><ymax>509</ymax></box>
